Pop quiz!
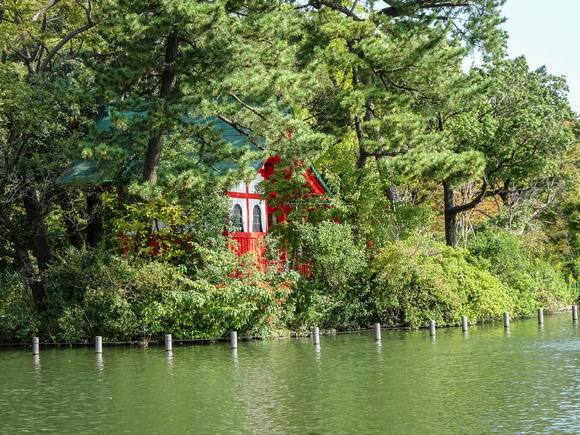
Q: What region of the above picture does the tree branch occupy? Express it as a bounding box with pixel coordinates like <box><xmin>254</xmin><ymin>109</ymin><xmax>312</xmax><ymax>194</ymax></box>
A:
<box><xmin>32</xmin><ymin>0</ymin><xmax>62</xmax><ymax>22</ymax></box>
<box><xmin>378</xmin><ymin>1</ymin><xmax>473</xmax><ymax>18</ymax></box>
<box><xmin>307</xmin><ymin>0</ymin><xmax>363</xmax><ymax>21</ymax></box>
<box><xmin>227</xmin><ymin>93</ymin><xmax>269</xmax><ymax>123</ymax></box>
<box><xmin>216</xmin><ymin>114</ymin><xmax>264</xmax><ymax>151</ymax></box>
<box><xmin>39</xmin><ymin>1</ymin><xmax>94</xmax><ymax>72</ymax></box>
<box><xmin>446</xmin><ymin>177</ymin><xmax>488</xmax><ymax>215</ymax></box>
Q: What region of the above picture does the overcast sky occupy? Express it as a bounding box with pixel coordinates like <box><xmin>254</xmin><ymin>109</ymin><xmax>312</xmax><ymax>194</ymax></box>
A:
<box><xmin>501</xmin><ymin>0</ymin><xmax>580</xmax><ymax>114</ymax></box>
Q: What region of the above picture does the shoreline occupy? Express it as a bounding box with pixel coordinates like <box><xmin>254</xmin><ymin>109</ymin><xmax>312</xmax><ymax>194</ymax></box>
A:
<box><xmin>1</xmin><ymin>307</ymin><xmax>575</xmax><ymax>347</ymax></box>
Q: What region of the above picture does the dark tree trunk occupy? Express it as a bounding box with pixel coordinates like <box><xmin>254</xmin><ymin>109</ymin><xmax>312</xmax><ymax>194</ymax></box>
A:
<box><xmin>86</xmin><ymin>191</ymin><xmax>104</xmax><ymax>247</ymax></box>
<box><xmin>497</xmin><ymin>179</ymin><xmax>511</xmax><ymax>206</ymax></box>
<box><xmin>62</xmin><ymin>191</ymin><xmax>85</xmax><ymax>250</ymax></box>
<box><xmin>23</xmin><ymin>189</ymin><xmax>53</xmax><ymax>272</ymax></box>
<box><xmin>143</xmin><ymin>134</ymin><xmax>165</xmax><ymax>186</ymax></box>
<box><xmin>9</xmin><ymin>220</ymin><xmax>47</xmax><ymax>311</ymax></box>
<box><xmin>142</xmin><ymin>27</ymin><xmax>180</xmax><ymax>185</ymax></box>
<box><xmin>444</xmin><ymin>182</ymin><xmax>458</xmax><ymax>249</ymax></box>
<box><xmin>386</xmin><ymin>184</ymin><xmax>400</xmax><ymax>204</ymax></box>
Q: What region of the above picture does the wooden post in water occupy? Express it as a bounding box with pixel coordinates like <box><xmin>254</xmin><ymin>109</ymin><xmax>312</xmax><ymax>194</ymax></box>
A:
<box><xmin>504</xmin><ymin>312</ymin><xmax>510</xmax><ymax>329</ymax></box>
<box><xmin>32</xmin><ymin>337</ymin><xmax>39</xmax><ymax>355</ymax></box>
<box><xmin>573</xmin><ymin>305</ymin><xmax>578</xmax><ymax>322</ymax></box>
<box><xmin>461</xmin><ymin>316</ymin><xmax>468</xmax><ymax>333</ymax></box>
<box><xmin>313</xmin><ymin>327</ymin><xmax>320</xmax><ymax>346</ymax></box>
<box><xmin>428</xmin><ymin>320</ymin><xmax>436</xmax><ymax>336</ymax></box>
<box><xmin>230</xmin><ymin>331</ymin><xmax>237</xmax><ymax>349</ymax></box>
<box><xmin>95</xmin><ymin>336</ymin><xmax>102</xmax><ymax>353</ymax></box>
<box><xmin>374</xmin><ymin>323</ymin><xmax>381</xmax><ymax>341</ymax></box>
<box><xmin>165</xmin><ymin>334</ymin><xmax>172</xmax><ymax>352</ymax></box>
<box><xmin>538</xmin><ymin>308</ymin><xmax>544</xmax><ymax>325</ymax></box>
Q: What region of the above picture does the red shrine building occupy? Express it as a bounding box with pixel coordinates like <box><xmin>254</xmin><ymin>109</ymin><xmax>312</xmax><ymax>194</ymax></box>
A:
<box><xmin>226</xmin><ymin>156</ymin><xmax>331</xmax><ymax>256</ymax></box>
<box><xmin>60</xmin><ymin>106</ymin><xmax>331</xmax><ymax>258</ymax></box>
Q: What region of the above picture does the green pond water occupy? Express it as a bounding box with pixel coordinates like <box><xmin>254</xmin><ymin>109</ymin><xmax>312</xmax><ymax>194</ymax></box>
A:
<box><xmin>2</xmin><ymin>314</ymin><xmax>580</xmax><ymax>434</ymax></box>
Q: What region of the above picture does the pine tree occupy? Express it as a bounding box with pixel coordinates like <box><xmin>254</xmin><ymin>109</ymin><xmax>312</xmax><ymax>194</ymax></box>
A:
<box><xmin>88</xmin><ymin>0</ymin><xmax>328</xmax><ymax>191</ymax></box>
<box><xmin>280</xmin><ymin>0</ymin><xmax>507</xmax><ymax>243</ymax></box>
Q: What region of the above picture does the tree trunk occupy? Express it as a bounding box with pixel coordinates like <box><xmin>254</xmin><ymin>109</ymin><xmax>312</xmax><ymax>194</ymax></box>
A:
<box><xmin>386</xmin><ymin>184</ymin><xmax>400</xmax><ymax>204</ymax></box>
<box><xmin>142</xmin><ymin>27</ymin><xmax>180</xmax><ymax>185</ymax></box>
<box><xmin>497</xmin><ymin>179</ymin><xmax>511</xmax><ymax>207</ymax></box>
<box><xmin>62</xmin><ymin>191</ymin><xmax>85</xmax><ymax>250</ymax></box>
<box><xmin>9</xmin><ymin>220</ymin><xmax>47</xmax><ymax>311</ymax></box>
<box><xmin>444</xmin><ymin>182</ymin><xmax>458</xmax><ymax>249</ymax></box>
<box><xmin>86</xmin><ymin>191</ymin><xmax>104</xmax><ymax>247</ymax></box>
<box><xmin>23</xmin><ymin>189</ymin><xmax>53</xmax><ymax>272</ymax></box>
<box><xmin>143</xmin><ymin>134</ymin><xmax>164</xmax><ymax>186</ymax></box>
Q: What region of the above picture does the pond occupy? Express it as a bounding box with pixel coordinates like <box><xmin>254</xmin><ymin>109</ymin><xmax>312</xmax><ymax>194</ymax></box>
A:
<box><xmin>2</xmin><ymin>313</ymin><xmax>580</xmax><ymax>434</ymax></box>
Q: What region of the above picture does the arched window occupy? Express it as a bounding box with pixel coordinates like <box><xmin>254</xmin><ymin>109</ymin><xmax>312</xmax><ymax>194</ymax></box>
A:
<box><xmin>252</xmin><ymin>205</ymin><xmax>263</xmax><ymax>232</ymax></box>
<box><xmin>231</xmin><ymin>204</ymin><xmax>244</xmax><ymax>233</ymax></box>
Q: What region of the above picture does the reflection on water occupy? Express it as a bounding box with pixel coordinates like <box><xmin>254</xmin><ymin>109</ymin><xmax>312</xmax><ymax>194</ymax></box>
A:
<box><xmin>96</xmin><ymin>353</ymin><xmax>104</xmax><ymax>370</ymax></box>
<box><xmin>2</xmin><ymin>314</ymin><xmax>580</xmax><ymax>433</ymax></box>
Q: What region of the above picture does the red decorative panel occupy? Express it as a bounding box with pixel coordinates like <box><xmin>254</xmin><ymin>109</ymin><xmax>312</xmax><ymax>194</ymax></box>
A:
<box><xmin>232</xmin><ymin>232</ymin><xmax>266</xmax><ymax>257</ymax></box>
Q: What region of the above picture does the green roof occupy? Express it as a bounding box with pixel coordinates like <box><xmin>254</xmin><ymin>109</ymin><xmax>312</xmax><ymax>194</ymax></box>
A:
<box><xmin>59</xmin><ymin>107</ymin><xmax>265</xmax><ymax>184</ymax></box>
<box><xmin>59</xmin><ymin>106</ymin><xmax>331</xmax><ymax>195</ymax></box>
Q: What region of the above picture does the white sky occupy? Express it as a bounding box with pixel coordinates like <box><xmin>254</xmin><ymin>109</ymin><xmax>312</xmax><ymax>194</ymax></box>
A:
<box><xmin>501</xmin><ymin>0</ymin><xmax>580</xmax><ymax>114</ymax></box>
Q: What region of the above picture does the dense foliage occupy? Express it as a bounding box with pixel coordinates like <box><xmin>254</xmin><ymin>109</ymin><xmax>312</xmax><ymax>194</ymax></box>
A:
<box><xmin>0</xmin><ymin>0</ymin><xmax>578</xmax><ymax>342</ymax></box>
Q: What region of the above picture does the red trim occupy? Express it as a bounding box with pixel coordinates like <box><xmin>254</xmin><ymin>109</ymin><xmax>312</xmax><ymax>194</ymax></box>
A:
<box><xmin>227</xmin><ymin>191</ymin><xmax>261</xmax><ymax>199</ymax></box>
<box><xmin>233</xmin><ymin>231</ymin><xmax>266</xmax><ymax>237</ymax></box>
<box><xmin>245</xmin><ymin>185</ymin><xmax>250</xmax><ymax>233</ymax></box>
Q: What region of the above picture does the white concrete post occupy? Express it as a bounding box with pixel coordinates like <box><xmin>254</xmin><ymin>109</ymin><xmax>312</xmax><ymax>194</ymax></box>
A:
<box><xmin>374</xmin><ymin>323</ymin><xmax>381</xmax><ymax>341</ymax></box>
<box><xmin>428</xmin><ymin>320</ymin><xmax>436</xmax><ymax>336</ymax></box>
<box><xmin>32</xmin><ymin>337</ymin><xmax>39</xmax><ymax>355</ymax></box>
<box><xmin>313</xmin><ymin>327</ymin><xmax>320</xmax><ymax>345</ymax></box>
<box><xmin>504</xmin><ymin>312</ymin><xmax>510</xmax><ymax>329</ymax></box>
<box><xmin>230</xmin><ymin>331</ymin><xmax>237</xmax><ymax>349</ymax></box>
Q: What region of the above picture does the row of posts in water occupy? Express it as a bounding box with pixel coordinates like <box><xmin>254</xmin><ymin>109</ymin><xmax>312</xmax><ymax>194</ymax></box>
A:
<box><xmin>30</xmin><ymin>306</ymin><xmax>579</xmax><ymax>355</ymax></box>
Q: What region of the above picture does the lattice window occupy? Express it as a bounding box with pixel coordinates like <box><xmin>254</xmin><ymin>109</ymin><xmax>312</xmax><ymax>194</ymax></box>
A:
<box><xmin>231</xmin><ymin>203</ymin><xmax>244</xmax><ymax>233</ymax></box>
<box><xmin>252</xmin><ymin>205</ymin><xmax>263</xmax><ymax>232</ymax></box>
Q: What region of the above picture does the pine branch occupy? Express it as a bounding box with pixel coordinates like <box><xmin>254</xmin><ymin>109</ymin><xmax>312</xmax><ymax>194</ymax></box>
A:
<box><xmin>307</xmin><ymin>0</ymin><xmax>363</xmax><ymax>21</ymax></box>
<box><xmin>32</xmin><ymin>0</ymin><xmax>62</xmax><ymax>22</ymax></box>
<box><xmin>418</xmin><ymin>2</ymin><xmax>473</xmax><ymax>10</ymax></box>
<box><xmin>227</xmin><ymin>93</ymin><xmax>270</xmax><ymax>124</ymax></box>
<box><xmin>446</xmin><ymin>177</ymin><xmax>488</xmax><ymax>215</ymax></box>
<box><xmin>216</xmin><ymin>114</ymin><xmax>264</xmax><ymax>151</ymax></box>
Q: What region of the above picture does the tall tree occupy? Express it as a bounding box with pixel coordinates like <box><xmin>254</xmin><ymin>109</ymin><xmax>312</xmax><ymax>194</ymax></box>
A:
<box><xmin>88</xmin><ymin>0</ymin><xmax>325</xmax><ymax>190</ymax></box>
<box><xmin>394</xmin><ymin>57</ymin><xmax>575</xmax><ymax>248</ymax></box>
<box><xmin>278</xmin><ymin>0</ymin><xmax>507</xmax><ymax>244</ymax></box>
<box><xmin>0</xmin><ymin>0</ymin><xmax>98</xmax><ymax>310</ymax></box>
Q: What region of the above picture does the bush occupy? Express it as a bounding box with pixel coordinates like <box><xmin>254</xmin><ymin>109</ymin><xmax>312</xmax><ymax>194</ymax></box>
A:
<box><xmin>43</xmin><ymin>247</ymin><xmax>294</xmax><ymax>342</ymax></box>
<box><xmin>468</xmin><ymin>227</ymin><xmax>573</xmax><ymax>313</ymax></box>
<box><xmin>0</xmin><ymin>269</ymin><xmax>40</xmax><ymax>342</ymax></box>
<box><xmin>286</xmin><ymin>222</ymin><xmax>371</xmax><ymax>330</ymax></box>
<box><xmin>368</xmin><ymin>237</ymin><xmax>513</xmax><ymax>327</ymax></box>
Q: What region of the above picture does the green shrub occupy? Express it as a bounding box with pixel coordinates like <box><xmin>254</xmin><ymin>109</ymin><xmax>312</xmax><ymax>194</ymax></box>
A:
<box><xmin>468</xmin><ymin>227</ymin><xmax>573</xmax><ymax>313</ymax></box>
<box><xmin>0</xmin><ymin>270</ymin><xmax>40</xmax><ymax>342</ymax></box>
<box><xmin>287</xmin><ymin>222</ymin><xmax>371</xmax><ymax>330</ymax></box>
<box><xmin>43</xmin><ymin>247</ymin><xmax>293</xmax><ymax>342</ymax></box>
<box><xmin>368</xmin><ymin>237</ymin><xmax>513</xmax><ymax>327</ymax></box>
